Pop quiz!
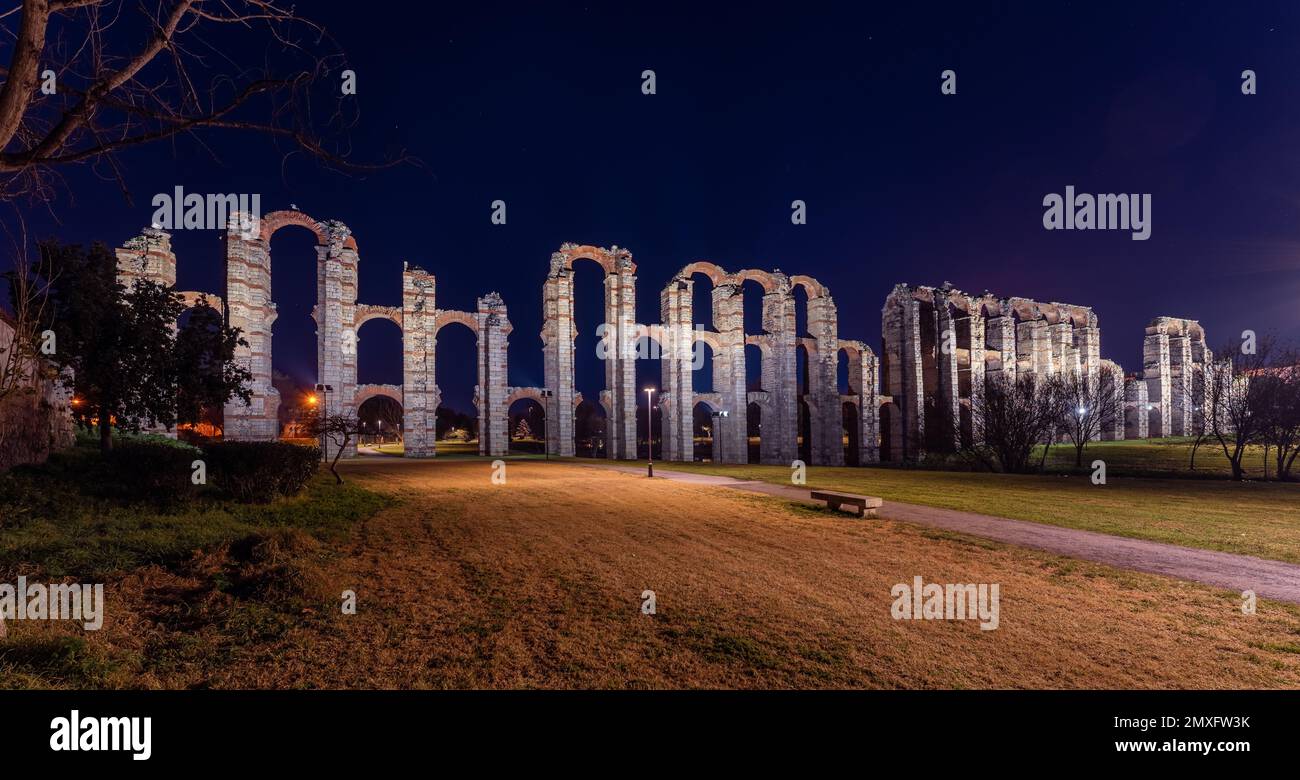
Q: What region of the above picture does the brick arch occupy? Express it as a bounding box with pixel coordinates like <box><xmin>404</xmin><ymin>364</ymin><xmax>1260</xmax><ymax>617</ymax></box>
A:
<box><xmin>259</xmin><ymin>209</ymin><xmax>358</xmax><ymax>250</ymax></box>
<box><xmin>506</xmin><ymin>386</ymin><xmax>546</xmax><ymax>408</ymax></box>
<box><xmin>789</xmin><ymin>274</ymin><xmax>828</xmax><ymax>299</ymax></box>
<box><xmin>553</xmin><ymin>244</ymin><xmax>637</xmax><ymax>275</ymax></box>
<box><xmin>837</xmin><ymin>339</ymin><xmax>865</xmax><ymax>361</ymax></box>
<box><xmin>692</xmin><ymin>393</ymin><xmax>724</xmax><ymax>413</ymax></box>
<box><xmin>694</xmin><ymin>329</ymin><xmax>722</xmax><ymax>352</ymax></box>
<box><xmin>177</xmin><ymin>291</ymin><xmax>223</xmax><ymax>311</ymax></box>
<box><xmin>433</xmin><ymin>309</ymin><xmax>479</xmax><ymax>338</ymax></box>
<box><xmin>258</xmin><ymin>210</ymin><xmax>361</xmax><ymax>249</ymax></box>
<box><xmin>678</xmin><ymin>261</ymin><xmax>730</xmax><ymax>286</ymax></box>
<box><xmin>731</xmin><ymin>268</ymin><xmax>781</xmax><ymax>293</ymax></box>
<box><xmin>745</xmin><ymin>333</ymin><xmax>773</xmax><ymax>357</ymax></box>
<box><xmin>355</xmin><ymin>383</ymin><xmax>402</xmax><ymax>408</ymax></box>
<box><xmin>356</xmin><ymin>304</ymin><xmax>403</xmax><ymax>330</ymax></box>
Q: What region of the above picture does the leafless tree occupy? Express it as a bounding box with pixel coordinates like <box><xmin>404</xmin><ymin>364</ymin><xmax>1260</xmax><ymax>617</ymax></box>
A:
<box><xmin>304</xmin><ymin>407</ymin><xmax>361</xmax><ymax>484</ymax></box>
<box><xmin>1</xmin><ymin>0</ymin><xmax>409</xmax><ymax>205</ymax></box>
<box><xmin>1255</xmin><ymin>348</ymin><xmax>1300</xmax><ymax>481</ymax></box>
<box><xmin>963</xmin><ymin>372</ymin><xmax>1066</xmax><ymax>474</ymax></box>
<box><xmin>1058</xmin><ymin>366</ymin><xmax>1125</xmax><ymax>468</ymax></box>
<box><xmin>1207</xmin><ymin>337</ymin><xmax>1273</xmax><ymax>481</ymax></box>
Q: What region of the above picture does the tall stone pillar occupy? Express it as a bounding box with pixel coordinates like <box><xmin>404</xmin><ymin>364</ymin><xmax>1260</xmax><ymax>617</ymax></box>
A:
<box><xmin>1125</xmin><ymin>377</ymin><xmax>1149</xmax><ymax>440</ymax></box>
<box><xmin>1099</xmin><ymin>362</ymin><xmax>1126</xmax><ymax>440</ymax></box>
<box><xmin>1049</xmin><ymin>320</ymin><xmax>1074</xmax><ymax>377</ymax></box>
<box><xmin>476</xmin><ymin>293</ymin><xmax>510</xmax><ymax>457</ymax></box>
<box><xmin>761</xmin><ymin>276</ymin><xmax>798</xmax><ymax>464</ymax></box>
<box><xmin>844</xmin><ymin>342</ymin><xmax>880</xmax><ymax>464</ymax></box>
<box><xmin>1075</xmin><ymin>322</ymin><xmax>1101</xmax><ymax>388</ymax></box>
<box><xmin>1143</xmin><ymin>325</ymin><xmax>1171</xmax><ymax>437</ymax></box>
<box><xmin>882</xmin><ymin>285</ymin><xmax>924</xmax><ymax>461</ymax></box>
<box><xmin>935</xmin><ymin>298</ymin><xmax>961</xmax><ymax>450</ymax></box>
<box><xmin>542</xmin><ymin>254</ymin><xmax>576</xmax><ymax>457</ymax></box>
<box><xmin>316</xmin><ymin>221</ymin><xmax>357</xmax><ymax>460</ymax></box>
<box><xmin>660</xmin><ymin>278</ymin><xmax>694</xmax><ymax>462</ymax></box>
<box><xmin>712</xmin><ymin>284</ymin><xmax>748</xmax><ymax>463</ymax></box>
<box><xmin>1169</xmin><ymin>333</ymin><xmax>1193</xmax><ymax>436</ymax></box>
<box><xmin>605</xmin><ymin>250</ymin><xmax>638</xmax><ymax>459</ymax></box>
<box><xmin>806</xmin><ymin>293</ymin><xmax>843</xmax><ymax>465</ymax></box>
<box><xmin>957</xmin><ymin>307</ymin><xmax>985</xmax><ymax>445</ymax></box>
<box><xmin>1192</xmin><ymin>343</ymin><xmax>1213</xmax><ymax>434</ymax></box>
<box><xmin>402</xmin><ymin>264</ymin><xmax>437</xmax><ymax>457</ymax></box>
<box><xmin>984</xmin><ymin>310</ymin><xmax>1017</xmax><ymax>382</ymax></box>
<box><xmin>1016</xmin><ymin>319</ymin><xmax>1048</xmax><ymax>377</ymax></box>
<box><xmin>223</xmin><ymin>220</ymin><xmax>278</xmax><ymax>440</ymax></box>
<box><xmin>116</xmin><ymin>227</ymin><xmax>177</xmax><ymax>289</ymax></box>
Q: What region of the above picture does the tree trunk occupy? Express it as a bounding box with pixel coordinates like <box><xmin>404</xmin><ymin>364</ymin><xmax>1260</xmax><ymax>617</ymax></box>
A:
<box><xmin>99</xmin><ymin>404</ymin><xmax>112</xmax><ymax>452</ymax></box>
<box><xmin>1230</xmin><ymin>443</ymin><xmax>1245</xmax><ymax>481</ymax></box>
<box><xmin>1075</xmin><ymin>442</ymin><xmax>1084</xmax><ymax>468</ymax></box>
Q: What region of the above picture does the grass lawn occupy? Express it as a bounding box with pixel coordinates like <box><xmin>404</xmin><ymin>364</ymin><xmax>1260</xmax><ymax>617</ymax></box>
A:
<box><xmin>7</xmin><ymin>453</ymin><xmax>1298</xmax><ymax>689</ymax></box>
<box><xmin>1036</xmin><ymin>437</ymin><xmax>1274</xmax><ymax>478</ymax></box>
<box><xmin>614</xmin><ymin>456</ymin><xmax>1300</xmax><ymax>564</ymax></box>
<box><xmin>14</xmin><ymin>458</ymin><xmax>1290</xmax><ymax>690</ymax></box>
<box><xmin>0</xmin><ymin>442</ymin><xmax>392</xmax><ymax>688</ymax></box>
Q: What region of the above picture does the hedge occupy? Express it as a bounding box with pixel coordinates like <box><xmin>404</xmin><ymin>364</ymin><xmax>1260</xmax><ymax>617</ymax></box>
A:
<box><xmin>202</xmin><ymin>441</ymin><xmax>321</xmax><ymax>503</ymax></box>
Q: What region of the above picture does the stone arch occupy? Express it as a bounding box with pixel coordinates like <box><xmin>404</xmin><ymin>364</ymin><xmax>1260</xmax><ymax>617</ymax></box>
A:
<box><xmin>434</xmin><ymin>309</ymin><xmax>480</xmax><ymax>337</ymax></box>
<box><xmin>224</xmin><ymin>209</ymin><xmax>360</xmax><ymax>460</ymax></box>
<box><xmin>731</xmin><ymin>268</ymin><xmax>781</xmax><ymax>293</ymax></box>
<box><xmin>356</xmin><ymin>304</ymin><xmax>402</xmax><ymax>329</ymax></box>
<box><xmin>842</xmin><ymin>399</ymin><xmax>861</xmax><ymax>466</ymax></box>
<box><xmin>355</xmin><ymin>383</ymin><xmax>403</xmax><ymax>408</ymax></box>
<box><xmin>543</xmin><ymin>242</ymin><xmax>638</xmax><ymax>459</ymax></box>
<box><xmin>678</xmin><ymin>260</ymin><xmax>731</xmax><ymax>286</ymax></box>
<box><xmin>258</xmin><ymin>209</ymin><xmax>359</xmax><ymax>251</ymax></box>
<box><xmin>178</xmin><ymin>291</ymin><xmax>224</xmax><ymax>311</ymax></box>
<box><xmin>789</xmin><ymin>274</ymin><xmax>828</xmax><ymax>300</ymax></box>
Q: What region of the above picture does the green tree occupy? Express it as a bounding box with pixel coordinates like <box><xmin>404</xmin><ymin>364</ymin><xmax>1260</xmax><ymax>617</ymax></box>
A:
<box><xmin>174</xmin><ymin>297</ymin><xmax>252</xmax><ymax>432</ymax></box>
<box><xmin>27</xmin><ymin>240</ymin><xmax>251</xmax><ymax>452</ymax></box>
<box><xmin>30</xmin><ymin>241</ymin><xmax>181</xmax><ymax>451</ymax></box>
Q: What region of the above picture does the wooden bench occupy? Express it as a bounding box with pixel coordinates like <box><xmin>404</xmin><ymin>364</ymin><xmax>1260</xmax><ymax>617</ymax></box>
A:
<box><xmin>810</xmin><ymin>490</ymin><xmax>883</xmax><ymax>518</ymax></box>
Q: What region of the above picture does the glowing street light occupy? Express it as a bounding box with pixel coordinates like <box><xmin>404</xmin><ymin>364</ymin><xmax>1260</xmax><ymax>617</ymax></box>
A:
<box><xmin>645</xmin><ymin>387</ymin><xmax>655</xmax><ymax>477</ymax></box>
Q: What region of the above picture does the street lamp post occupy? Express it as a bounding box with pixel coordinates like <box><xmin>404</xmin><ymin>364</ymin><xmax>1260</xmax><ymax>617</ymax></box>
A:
<box><xmin>711</xmin><ymin>409</ymin><xmax>729</xmax><ymax>463</ymax></box>
<box><xmin>314</xmin><ymin>383</ymin><xmax>333</xmax><ymax>460</ymax></box>
<box><xmin>645</xmin><ymin>387</ymin><xmax>655</xmax><ymax>477</ymax></box>
<box><xmin>540</xmin><ymin>388</ymin><xmax>554</xmax><ymax>461</ymax></box>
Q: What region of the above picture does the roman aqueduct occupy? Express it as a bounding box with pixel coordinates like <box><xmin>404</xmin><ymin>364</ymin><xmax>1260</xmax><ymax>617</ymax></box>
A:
<box><xmin>113</xmin><ymin>208</ymin><xmax>1209</xmax><ymax>464</ymax></box>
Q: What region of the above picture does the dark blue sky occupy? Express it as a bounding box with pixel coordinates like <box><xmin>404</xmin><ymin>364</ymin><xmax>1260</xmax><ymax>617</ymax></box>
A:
<box><xmin>13</xmin><ymin>1</ymin><xmax>1300</xmax><ymax>414</ymax></box>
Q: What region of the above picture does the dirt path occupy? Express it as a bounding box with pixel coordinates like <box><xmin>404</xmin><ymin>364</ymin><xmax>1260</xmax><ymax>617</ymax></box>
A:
<box><xmin>595</xmin><ymin>464</ymin><xmax>1300</xmax><ymax>605</ymax></box>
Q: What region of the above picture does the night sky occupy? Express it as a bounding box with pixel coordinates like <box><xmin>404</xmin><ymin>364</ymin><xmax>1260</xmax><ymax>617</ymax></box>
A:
<box><xmin>12</xmin><ymin>1</ymin><xmax>1300</xmax><ymax>416</ymax></box>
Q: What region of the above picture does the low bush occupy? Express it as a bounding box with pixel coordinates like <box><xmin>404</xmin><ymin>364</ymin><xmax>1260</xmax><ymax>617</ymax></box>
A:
<box><xmin>203</xmin><ymin>441</ymin><xmax>320</xmax><ymax>503</ymax></box>
<box><xmin>89</xmin><ymin>440</ymin><xmax>201</xmax><ymax>508</ymax></box>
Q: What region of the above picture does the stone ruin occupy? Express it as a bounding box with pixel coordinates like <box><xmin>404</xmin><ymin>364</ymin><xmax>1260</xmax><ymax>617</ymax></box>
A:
<box><xmin>115</xmin><ymin>210</ymin><xmax>513</xmax><ymax>460</ymax></box>
<box><xmin>1140</xmin><ymin>316</ymin><xmax>1213</xmax><ymax>439</ymax></box>
<box><xmin>879</xmin><ymin>282</ymin><xmax>1215</xmax><ymax>461</ymax></box>
<box><xmin>113</xmin><ymin>215</ymin><xmax>1210</xmax><ymax>465</ymax></box>
<box><xmin>880</xmin><ymin>283</ymin><xmax>1107</xmax><ymax>460</ymax></box>
<box><xmin>535</xmin><ymin>244</ymin><xmax>878</xmax><ymax>465</ymax></box>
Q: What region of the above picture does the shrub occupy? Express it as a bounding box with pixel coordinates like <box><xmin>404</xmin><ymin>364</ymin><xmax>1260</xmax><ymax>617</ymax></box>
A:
<box><xmin>89</xmin><ymin>440</ymin><xmax>201</xmax><ymax>508</ymax></box>
<box><xmin>203</xmin><ymin>441</ymin><xmax>320</xmax><ymax>503</ymax></box>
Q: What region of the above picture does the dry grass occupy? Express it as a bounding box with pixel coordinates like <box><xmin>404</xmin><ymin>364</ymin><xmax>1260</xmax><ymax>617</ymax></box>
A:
<box><xmin>7</xmin><ymin>460</ymin><xmax>1297</xmax><ymax>689</ymax></box>
<box><xmin>645</xmin><ymin>459</ymin><xmax>1300</xmax><ymax>563</ymax></box>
